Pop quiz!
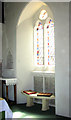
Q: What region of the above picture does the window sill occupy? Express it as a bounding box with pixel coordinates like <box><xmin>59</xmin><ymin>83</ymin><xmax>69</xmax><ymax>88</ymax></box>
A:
<box><xmin>32</xmin><ymin>71</ymin><xmax>55</xmax><ymax>77</ymax></box>
<box><xmin>32</xmin><ymin>71</ymin><xmax>55</xmax><ymax>74</ymax></box>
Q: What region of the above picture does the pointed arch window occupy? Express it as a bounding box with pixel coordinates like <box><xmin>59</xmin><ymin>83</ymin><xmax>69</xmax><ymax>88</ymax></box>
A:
<box><xmin>34</xmin><ymin>10</ymin><xmax>55</xmax><ymax>68</ymax></box>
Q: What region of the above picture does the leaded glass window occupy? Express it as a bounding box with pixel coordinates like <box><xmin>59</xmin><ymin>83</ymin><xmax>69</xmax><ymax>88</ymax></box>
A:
<box><xmin>39</xmin><ymin>10</ymin><xmax>48</xmax><ymax>20</ymax></box>
<box><xmin>44</xmin><ymin>19</ymin><xmax>55</xmax><ymax>65</ymax></box>
<box><xmin>34</xmin><ymin>22</ymin><xmax>44</xmax><ymax>65</ymax></box>
<box><xmin>34</xmin><ymin>10</ymin><xmax>55</xmax><ymax>67</ymax></box>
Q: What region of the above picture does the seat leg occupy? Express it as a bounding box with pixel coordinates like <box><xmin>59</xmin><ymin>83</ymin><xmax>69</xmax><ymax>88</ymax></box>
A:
<box><xmin>42</xmin><ymin>99</ymin><xmax>49</xmax><ymax>111</ymax></box>
<box><xmin>26</xmin><ymin>96</ymin><xmax>34</xmax><ymax>107</ymax></box>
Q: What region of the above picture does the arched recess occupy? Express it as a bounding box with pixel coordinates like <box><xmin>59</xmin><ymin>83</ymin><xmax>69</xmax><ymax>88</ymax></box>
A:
<box><xmin>16</xmin><ymin>1</ymin><xmax>54</xmax><ymax>103</ymax></box>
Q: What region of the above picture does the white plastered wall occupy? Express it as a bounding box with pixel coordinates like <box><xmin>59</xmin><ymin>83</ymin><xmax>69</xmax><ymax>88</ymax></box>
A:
<box><xmin>16</xmin><ymin>18</ymin><xmax>34</xmax><ymax>103</ymax></box>
<box><xmin>47</xmin><ymin>2</ymin><xmax>69</xmax><ymax>117</ymax></box>
<box><xmin>2</xmin><ymin>2</ymin><xmax>70</xmax><ymax>117</ymax></box>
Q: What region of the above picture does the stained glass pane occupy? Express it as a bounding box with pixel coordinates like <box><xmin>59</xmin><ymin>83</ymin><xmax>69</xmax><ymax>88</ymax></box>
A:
<box><xmin>44</xmin><ymin>19</ymin><xmax>55</xmax><ymax>65</ymax></box>
<box><xmin>39</xmin><ymin>10</ymin><xmax>48</xmax><ymax>20</ymax></box>
<box><xmin>34</xmin><ymin>22</ymin><xmax>44</xmax><ymax>65</ymax></box>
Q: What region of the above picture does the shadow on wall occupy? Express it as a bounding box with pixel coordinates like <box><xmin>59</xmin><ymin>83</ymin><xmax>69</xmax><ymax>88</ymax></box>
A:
<box><xmin>0</xmin><ymin>62</ymin><xmax>2</xmax><ymax>97</ymax></box>
<box><xmin>7</xmin><ymin>50</ymin><xmax>13</xmax><ymax>69</ymax></box>
<box><xmin>2</xmin><ymin>50</ymin><xmax>16</xmax><ymax>78</ymax></box>
<box><xmin>0</xmin><ymin>62</ymin><xmax>2</xmax><ymax>77</ymax></box>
